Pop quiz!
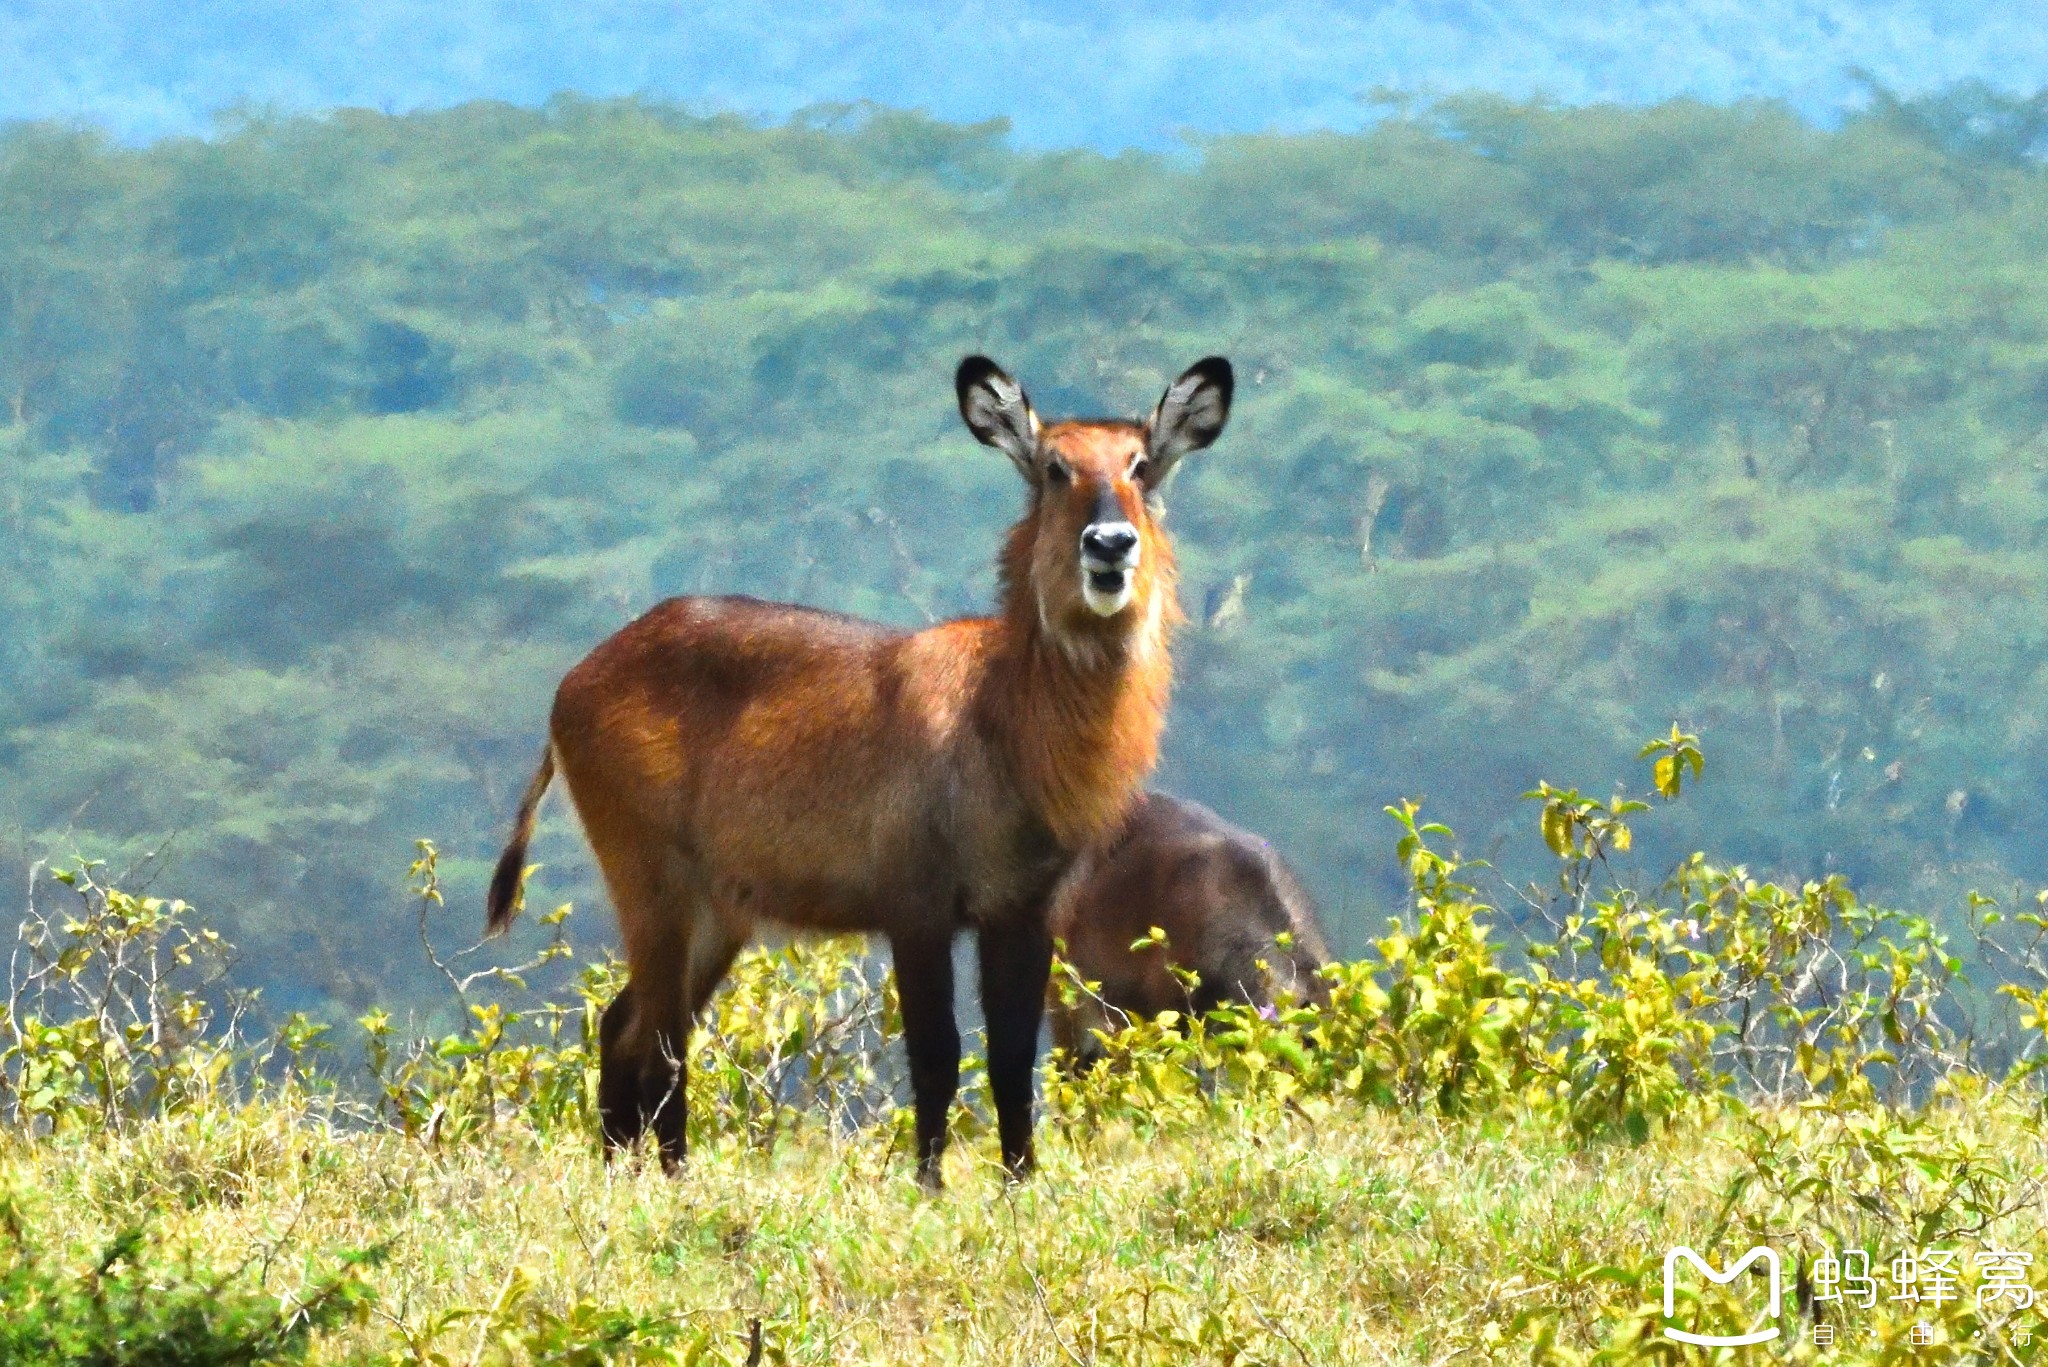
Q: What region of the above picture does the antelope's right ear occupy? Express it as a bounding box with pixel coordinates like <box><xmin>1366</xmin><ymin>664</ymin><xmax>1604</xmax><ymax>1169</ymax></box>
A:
<box><xmin>956</xmin><ymin>356</ymin><xmax>1040</xmax><ymax>480</ymax></box>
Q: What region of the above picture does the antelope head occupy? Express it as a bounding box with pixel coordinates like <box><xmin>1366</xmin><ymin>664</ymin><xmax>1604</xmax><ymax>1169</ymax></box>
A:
<box><xmin>957</xmin><ymin>356</ymin><xmax>1233</xmax><ymax>647</ymax></box>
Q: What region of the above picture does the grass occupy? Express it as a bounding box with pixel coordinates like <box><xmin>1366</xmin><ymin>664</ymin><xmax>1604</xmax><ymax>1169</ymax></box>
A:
<box><xmin>5</xmin><ymin>1088</ymin><xmax>2045</xmax><ymax>1364</ymax></box>
<box><xmin>12</xmin><ymin>768</ymin><xmax>2048</xmax><ymax>1363</ymax></box>
<box><xmin>0</xmin><ymin>1100</ymin><xmax>1683</xmax><ymax>1362</ymax></box>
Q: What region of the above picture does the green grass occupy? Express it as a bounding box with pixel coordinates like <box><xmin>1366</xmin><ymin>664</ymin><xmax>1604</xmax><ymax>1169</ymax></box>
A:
<box><xmin>5</xmin><ymin>1089</ymin><xmax>2045</xmax><ymax>1364</ymax></box>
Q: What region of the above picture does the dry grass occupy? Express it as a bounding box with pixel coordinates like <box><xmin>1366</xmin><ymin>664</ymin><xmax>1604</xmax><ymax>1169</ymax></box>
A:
<box><xmin>10</xmin><ymin>1090</ymin><xmax>2044</xmax><ymax>1364</ymax></box>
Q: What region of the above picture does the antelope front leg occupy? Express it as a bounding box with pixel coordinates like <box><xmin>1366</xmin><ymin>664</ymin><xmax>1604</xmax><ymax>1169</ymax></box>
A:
<box><xmin>978</xmin><ymin>914</ymin><xmax>1054</xmax><ymax>1180</ymax></box>
<box><xmin>889</xmin><ymin>931</ymin><xmax>960</xmax><ymax>1189</ymax></box>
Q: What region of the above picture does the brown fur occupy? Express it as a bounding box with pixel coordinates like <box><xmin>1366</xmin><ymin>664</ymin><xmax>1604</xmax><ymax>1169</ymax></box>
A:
<box><xmin>1047</xmin><ymin>793</ymin><xmax>1332</xmax><ymax>1064</ymax></box>
<box><xmin>486</xmin><ymin>357</ymin><xmax>1232</xmax><ymax>1183</ymax></box>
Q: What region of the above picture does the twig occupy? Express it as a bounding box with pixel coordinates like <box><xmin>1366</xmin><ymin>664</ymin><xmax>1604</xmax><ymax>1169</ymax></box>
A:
<box><xmin>252</xmin><ymin>1168</ymin><xmax>321</xmax><ymax>1291</ymax></box>
<box><xmin>559</xmin><ymin>1187</ymin><xmax>607</xmax><ymax>1295</ymax></box>
<box><xmin>1246</xmin><ymin>1298</ymin><xmax>1314</xmax><ymax>1366</ymax></box>
<box><xmin>1001</xmin><ymin>1190</ymin><xmax>1088</xmax><ymax>1366</ymax></box>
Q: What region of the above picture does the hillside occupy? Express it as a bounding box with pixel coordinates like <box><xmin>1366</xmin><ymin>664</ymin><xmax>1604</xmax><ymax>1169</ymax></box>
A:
<box><xmin>4</xmin><ymin>89</ymin><xmax>2048</xmax><ymax>1017</ymax></box>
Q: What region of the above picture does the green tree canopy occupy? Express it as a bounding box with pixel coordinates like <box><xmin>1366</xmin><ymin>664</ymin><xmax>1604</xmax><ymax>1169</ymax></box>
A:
<box><xmin>4</xmin><ymin>90</ymin><xmax>2046</xmax><ymax>1017</ymax></box>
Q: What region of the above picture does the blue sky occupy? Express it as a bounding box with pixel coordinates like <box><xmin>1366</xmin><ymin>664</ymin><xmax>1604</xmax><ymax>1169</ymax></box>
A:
<box><xmin>5</xmin><ymin>0</ymin><xmax>2047</xmax><ymax>149</ymax></box>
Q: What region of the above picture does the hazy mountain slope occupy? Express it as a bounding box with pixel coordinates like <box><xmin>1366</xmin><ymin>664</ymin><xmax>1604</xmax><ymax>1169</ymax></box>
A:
<box><xmin>4</xmin><ymin>92</ymin><xmax>2047</xmax><ymax>1019</ymax></box>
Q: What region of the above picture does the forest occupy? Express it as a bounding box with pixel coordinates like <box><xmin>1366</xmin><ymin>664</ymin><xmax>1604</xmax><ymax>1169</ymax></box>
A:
<box><xmin>4</xmin><ymin>84</ymin><xmax>2048</xmax><ymax>1021</ymax></box>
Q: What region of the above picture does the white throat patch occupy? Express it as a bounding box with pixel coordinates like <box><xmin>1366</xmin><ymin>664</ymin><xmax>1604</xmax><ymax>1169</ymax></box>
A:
<box><xmin>1081</xmin><ymin>569</ymin><xmax>1135</xmax><ymax>617</ymax></box>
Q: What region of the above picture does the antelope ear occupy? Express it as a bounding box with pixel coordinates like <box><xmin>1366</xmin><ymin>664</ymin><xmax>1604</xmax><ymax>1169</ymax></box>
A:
<box><xmin>956</xmin><ymin>356</ymin><xmax>1040</xmax><ymax>480</ymax></box>
<box><xmin>1146</xmin><ymin>357</ymin><xmax>1233</xmax><ymax>479</ymax></box>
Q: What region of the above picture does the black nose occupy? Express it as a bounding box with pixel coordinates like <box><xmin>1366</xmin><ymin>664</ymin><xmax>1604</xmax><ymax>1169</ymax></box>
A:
<box><xmin>1081</xmin><ymin>523</ymin><xmax>1138</xmax><ymax>562</ymax></box>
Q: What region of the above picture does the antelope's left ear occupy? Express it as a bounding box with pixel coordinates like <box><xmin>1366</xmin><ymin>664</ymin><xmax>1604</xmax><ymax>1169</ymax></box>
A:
<box><xmin>956</xmin><ymin>356</ymin><xmax>1041</xmax><ymax>482</ymax></box>
<box><xmin>1145</xmin><ymin>357</ymin><xmax>1233</xmax><ymax>480</ymax></box>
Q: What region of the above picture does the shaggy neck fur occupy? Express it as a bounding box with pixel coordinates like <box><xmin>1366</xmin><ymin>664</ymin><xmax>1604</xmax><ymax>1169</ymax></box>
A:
<box><xmin>986</xmin><ymin>517</ymin><xmax>1180</xmax><ymax>850</ymax></box>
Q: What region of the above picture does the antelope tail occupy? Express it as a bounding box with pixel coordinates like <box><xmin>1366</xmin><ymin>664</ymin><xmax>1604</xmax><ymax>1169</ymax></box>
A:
<box><xmin>486</xmin><ymin>745</ymin><xmax>556</xmax><ymax>937</ymax></box>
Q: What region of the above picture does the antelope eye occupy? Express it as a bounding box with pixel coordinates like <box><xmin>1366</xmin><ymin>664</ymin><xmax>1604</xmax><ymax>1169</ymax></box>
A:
<box><xmin>1128</xmin><ymin>457</ymin><xmax>1153</xmax><ymax>484</ymax></box>
<box><xmin>1044</xmin><ymin>458</ymin><xmax>1072</xmax><ymax>485</ymax></box>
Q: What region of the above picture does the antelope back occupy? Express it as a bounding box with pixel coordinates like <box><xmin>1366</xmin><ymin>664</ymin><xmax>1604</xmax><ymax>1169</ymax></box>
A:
<box><xmin>1049</xmin><ymin>793</ymin><xmax>1332</xmax><ymax>1022</ymax></box>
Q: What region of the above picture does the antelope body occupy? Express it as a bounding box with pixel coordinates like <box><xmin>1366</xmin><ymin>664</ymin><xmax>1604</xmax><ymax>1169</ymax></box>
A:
<box><xmin>1048</xmin><ymin>792</ymin><xmax>1331</xmax><ymax>1064</ymax></box>
<box><xmin>487</xmin><ymin>356</ymin><xmax>1232</xmax><ymax>1184</ymax></box>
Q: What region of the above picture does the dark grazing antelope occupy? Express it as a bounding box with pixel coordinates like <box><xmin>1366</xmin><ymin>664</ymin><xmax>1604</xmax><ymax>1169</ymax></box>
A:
<box><xmin>486</xmin><ymin>356</ymin><xmax>1232</xmax><ymax>1185</ymax></box>
<box><xmin>1047</xmin><ymin>792</ymin><xmax>1331</xmax><ymax>1065</ymax></box>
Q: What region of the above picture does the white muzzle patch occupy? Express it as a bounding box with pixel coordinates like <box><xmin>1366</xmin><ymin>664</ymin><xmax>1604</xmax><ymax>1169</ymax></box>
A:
<box><xmin>1081</xmin><ymin>568</ymin><xmax>1135</xmax><ymax>617</ymax></box>
<box><xmin>1079</xmin><ymin>522</ymin><xmax>1141</xmax><ymax>618</ymax></box>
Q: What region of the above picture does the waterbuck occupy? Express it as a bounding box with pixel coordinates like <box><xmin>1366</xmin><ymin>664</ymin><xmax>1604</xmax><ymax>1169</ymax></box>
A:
<box><xmin>1047</xmin><ymin>792</ymin><xmax>1331</xmax><ymax>1065</ymax></box>
<box><xmin>487</xmin><ymin>356</ymin><xmax>1233</xmax><ymax>1185</ymax></box>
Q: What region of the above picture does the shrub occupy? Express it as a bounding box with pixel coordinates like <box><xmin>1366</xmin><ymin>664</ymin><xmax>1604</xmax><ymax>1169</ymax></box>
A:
<box><xmin>7</xmin><ymin>729</ymin><xmax>2045</xmax><ymax>1173</ymax></box>
<box><xmin>0</xmin><ymin>1214</ymin><xmax>372</xmax><ymax>1367</ymax></box>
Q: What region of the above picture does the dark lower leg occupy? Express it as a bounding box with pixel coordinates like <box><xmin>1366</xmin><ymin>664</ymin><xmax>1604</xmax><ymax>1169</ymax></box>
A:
<box><xmin>890</xmin><ymin>932</ymin><xmax>959</xmax><ymax>1189</ymax></box>
<box><xmin>979</xmin><ymin>916</ymin><xmax>1053</xmax><ymax>1179</ymax></box>
<box><xmin>638</xmin><ymin>930</ymin><xmax>739</xmax><ymax>1175</ymax></box>
<box><xmin>639</xmin><ymin>1027</ymin><xmax>687</xmax><ymax>1173</ymax></box>
<box><xmin>609</xmin><ymin>876</ymin><xmax>687</xmax><ymax>1169</ymax></box>
<box><xmin>597</xmin><ymin>984</ymin><xmax>643</xmax><ymax>1157</ymax></box>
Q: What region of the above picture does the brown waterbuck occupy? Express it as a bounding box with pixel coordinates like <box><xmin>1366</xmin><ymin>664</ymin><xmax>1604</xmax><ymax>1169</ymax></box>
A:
<box><xmin>1047</xmin><ymin>792</ymin><xmax>1332</xmax><ymax>1066</ymax></box>
<box><xmin>486</xmin><ymin>356</ymin><xmax>1233</xmax><ymax>1185</ymax></box>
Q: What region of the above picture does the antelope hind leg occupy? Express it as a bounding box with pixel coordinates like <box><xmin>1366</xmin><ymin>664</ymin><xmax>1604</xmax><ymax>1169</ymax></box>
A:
<box><xmin>597</xmin><ymin>981</ymin><xmax>645</xmax><ymax>1157</ymax></box>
